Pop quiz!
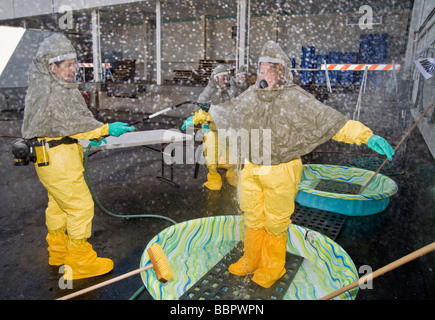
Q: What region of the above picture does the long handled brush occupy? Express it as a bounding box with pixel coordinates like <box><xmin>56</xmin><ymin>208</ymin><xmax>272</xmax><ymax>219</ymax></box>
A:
<box><xmin>129</xmin><ymin>100</ymin><xmax>210</xmax><ymax>125</ymax></box>
<box><xmin>358</xmin><ymin>103</ymin><xmax>434</xmax><ymax>195</ymax></box>
<box><xmin>319</xmin><ymin>242</ymin><xmax>435</xmax><ymax>300</ymax></box>
<box><xmin>56</xmin><ymin>243</ymin><xmax>173</xmax><ymax>300</ymax></box>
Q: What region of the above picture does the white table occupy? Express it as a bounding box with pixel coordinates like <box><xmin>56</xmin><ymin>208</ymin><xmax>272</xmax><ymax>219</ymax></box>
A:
<box><xmin>80</xmin><ymin>130</ymin><xmax>193</xmax><ymax>186</ymax></box>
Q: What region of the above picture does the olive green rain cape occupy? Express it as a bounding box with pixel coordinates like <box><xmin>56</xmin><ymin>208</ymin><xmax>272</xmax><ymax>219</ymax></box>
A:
<box><xmin>209</xmin><ymin>40</ymin><xmax>349</xmax><ymax>165</ymax></box>
<box><xmin>21</xmin><ymin>33</ymin><xmax>103</xmax><ymax>139</ymax></box>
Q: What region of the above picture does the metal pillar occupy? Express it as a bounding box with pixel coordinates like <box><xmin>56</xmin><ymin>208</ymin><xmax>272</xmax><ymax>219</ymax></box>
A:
<box><xmin>156</xmin><ymin>1</ymin><xmax>162</xmax><ymax>85</ymax></box>
<box><xmin>91</xmin><ymin>9</ymin><xmax>102</xmax><ymax>83</ymax></box>
<box><xmin>201</xmin><ymin>14</ymin><xmax>207</xmax><ymax>60</ymax></box>
<box><xmin>236</xmin><ymin>0</ymin><xmax>250</xmax><ymax>72</ymax></box>
<box><xmin>143</xmin><ymin>21</ymin><xmax>148</xmax><ymax>81</ymax></box>
<box><xmin>237</xmin><ymin>0</ymin><xmax>246</xmax><ymax>69</ymax></box>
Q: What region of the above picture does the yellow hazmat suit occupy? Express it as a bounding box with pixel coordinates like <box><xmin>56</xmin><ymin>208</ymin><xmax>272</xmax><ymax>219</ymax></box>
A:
<box><xmin>195</xmin><ymin>64</ymin><xmax>238</xmax><ymax>190</ymax></box>
<box><xmin>36</xmin><ymin>126</ymin><xmax>114</xmax><ymax>280</ymax></box>
<box><xmin>22</xmin><ymin>34</ymin><xmax>133</xmax><ymax>280</ymax></box>
<box><xmin>209</xmin><ymin>40</ymin><xmax>393</xmax><ymax>288</ymax></box>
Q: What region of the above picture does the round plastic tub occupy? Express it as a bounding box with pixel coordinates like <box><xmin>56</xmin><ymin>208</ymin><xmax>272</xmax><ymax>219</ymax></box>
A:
<box><xmin>295</xmin><ymin>164</ymin><xmax>398</xmax><ymax>216</ymax></box>
<box><xmin>140</xmin><ymin>215</ymin><xmax>358</xmax><ymax>300</ymax></box>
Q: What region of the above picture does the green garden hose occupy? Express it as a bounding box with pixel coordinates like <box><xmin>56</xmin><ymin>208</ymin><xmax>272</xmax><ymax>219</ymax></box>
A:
<box><xmin>83</xmin><ymin>144</ymin><xmax>177</xmax><ymax>225</ymax></box>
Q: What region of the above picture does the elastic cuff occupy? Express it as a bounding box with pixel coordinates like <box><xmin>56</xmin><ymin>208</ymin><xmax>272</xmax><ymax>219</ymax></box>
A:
<box><xmin>101</xmin><ymin>123</ymin><xmax>109</xmax><ymax>136</ymax></box>
<box><xmin>363</xmin><ymin>132</ymin><xmax>375</xmax><ymax>145</ymax></box>
<box><xmin>266</xmin><ymin>229</ymin><xmax>288</xmax><ymax>238</ymax></box>
<box><xmin>48</xmin><ymin>226</ymin><xmax>67</xmax><ymax>236</ymax></box>
<box><xmin>332</xmin><ymin>120</ymin><xmax>373</xmax><ymax>145</ymax></box>
<box><xmin>68</xmin><ymin>238</ymin><xmax>88</xmax><ymax>247</ymax></box>
<box><xmin>193</xmin><ymin>109</ymin><xmax>214</xmax><ymax>124</ymax></box>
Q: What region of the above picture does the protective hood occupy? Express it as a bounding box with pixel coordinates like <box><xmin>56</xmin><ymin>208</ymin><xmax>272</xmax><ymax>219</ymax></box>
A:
<box><xmin>197</xmin><ymin>64</ymin><xmax>231</xmax><ymax>104</ymax></box>
<box><xmin>212</xmin><ymin>64</ymin><xmax>229</xmax><ymax>78</ymax></box>
<box><xmin>229</xmin><ymin>64</ymin><xmax>249</xmax><ymax>98</ymax></box>
<box><xmin>209</xmin><ymin>41</ymin><xmax>348</xmax><ymax>165</ymax></box>
<box><xmin>257</xmin><ymin>40</ymin><xmax>293</xmax><ymax>88</ymax></box>
<box><xmin>21</xmin><ymin>33</ymin><xmax>103</xmax><ymax>139</ymax></box>
<box><xmin>236</xmin><ymin>64</ymin><xmax>247</xmax><ymax>75</ymax></box>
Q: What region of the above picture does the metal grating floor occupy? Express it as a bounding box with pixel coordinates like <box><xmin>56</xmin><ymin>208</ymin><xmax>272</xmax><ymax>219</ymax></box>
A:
<box><xmin>179</xmin><ymin>242</ymin><xmax>304</xmax><ymax>300</ymax></box>
<box><xmin>179</xmin><ymin>194</ymin><xmax>348</xmax><ymax>300</ymax></box>
<box><xmin>292</xmin><ymin>203</ymin><xmax>347</xmax><ymax>241</ymax></box>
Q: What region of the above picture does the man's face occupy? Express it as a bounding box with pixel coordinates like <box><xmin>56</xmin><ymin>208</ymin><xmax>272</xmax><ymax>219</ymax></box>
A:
<box><xmin>235</xmin><ymin>73</ymin><xmax>247</xmax><ymax>84</ymax></box>
<box><xmin>258</xmin><ymin>62</ymin><xmax>286</xmax><ymax>89</ymax></box>
<box><xmin>51</xmin><ymin>58</ymin><xmax>77</xmax><ymax>82</ymax></box>
<box><xmin>214</xmin><ymin>73</ymin><xmax>229</xmax><ymax>88</ymax></box>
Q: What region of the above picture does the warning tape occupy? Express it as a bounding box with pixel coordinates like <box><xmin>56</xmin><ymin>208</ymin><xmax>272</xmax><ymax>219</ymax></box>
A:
<box><xmin>320</xmin><ymin>64</ymin><xmax>400</xmax><ymax>71</ymax></box>
<box><xmin>77</xmin><ymin>63</ymin><xmax>111</xmax><ymax>68</ymax></box>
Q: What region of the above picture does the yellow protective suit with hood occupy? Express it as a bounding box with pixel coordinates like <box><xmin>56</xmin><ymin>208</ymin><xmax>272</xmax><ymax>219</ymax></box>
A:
<box><xmin>195</xmin><ymin>64</ymin><xmax>238</xmax><ymax>190</ymax></box>
<box><xmin>208</xmin><ymin>40</ymin><xmax>377</xmax><ymax>288</ymax></box>
<box><xmin>22</xmin><ymin>33</ymin><xmax>113</xmax><ymax>280</ymax></box>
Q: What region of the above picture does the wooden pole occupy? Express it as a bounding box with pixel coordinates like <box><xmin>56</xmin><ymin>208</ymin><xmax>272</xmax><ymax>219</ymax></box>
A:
<box><xmin>56</xmin><ymin>265</ymin><xmax>153</xmax><ymax>300</ymax></box>
<box><xmin>319</xmin><ymin>242</ymin><xmax>435</xmax><ymax>300</ymax></box>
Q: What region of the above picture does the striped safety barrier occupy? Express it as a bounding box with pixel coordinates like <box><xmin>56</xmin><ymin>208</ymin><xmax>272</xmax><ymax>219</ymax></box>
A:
<box><xmin>320</xmin><ymin>64</ymin><xmax>400</xmax><ymax>71</ymax></box>
<box><xmin>78</xmin><ymin>63</ymin><xmax>111</xmax><ymax>68</ymax></box>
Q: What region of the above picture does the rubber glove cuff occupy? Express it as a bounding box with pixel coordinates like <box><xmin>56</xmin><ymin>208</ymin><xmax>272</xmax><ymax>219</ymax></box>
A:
<box><xmin>108</xmin><ymin>122</ymin><xmax>135</xmax><ymax>137</ymax></box>
<box><xmin>89</xmin><ymin>138</ymin><xmax>107</xmax><ymax>147</ymax></box>
<box><xmin>182</xmin><ymin>116</ymin><xmax>194</xmax><ymax>131</ymax></box>
<box><xmin>367</xmin><ymin>135</ymin><xmax>395</xmax><ymax>161</ymax></box>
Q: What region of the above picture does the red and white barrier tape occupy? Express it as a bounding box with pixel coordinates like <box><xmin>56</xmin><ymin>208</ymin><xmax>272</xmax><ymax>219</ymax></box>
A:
<box><xmin>320</xmin><ymin>64</ymin><xmax>400</xmax><ymax>71</ymax></box>
<box><xmin>77</xmin><ymin>63</ymin><xmax>111</xmax><ymax>68</ymax></box>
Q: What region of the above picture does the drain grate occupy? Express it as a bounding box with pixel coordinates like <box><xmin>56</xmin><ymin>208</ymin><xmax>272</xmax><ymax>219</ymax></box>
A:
<box><xmin>179</xmin><ymin>242</ymin><xmax>304</xmax><ymax>300</ymax></box>
<box><xmin>292</xmin><ymin>203</ymin><xmax>346</xmax><ymax>241</ymax></box>
<box><xmin>315</xmin><ymin>179</ymin><xmax>362</xmax><ymax>195</ymax></box>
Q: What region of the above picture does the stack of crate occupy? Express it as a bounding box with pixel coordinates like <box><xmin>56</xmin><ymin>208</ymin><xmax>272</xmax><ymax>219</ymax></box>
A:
<box><xmin>197</xmin><ymin>59</ymin><xmax>229</xmax><ymax>83</ymax></box>
<box><xmin>173</xmin><ymin>70</ymin><xmax>194</xmax><ymax>82</ymax></box>
<box><xmin>113</xmin><ymin>60</ymin><xmax>136</xmax><ymax>82</ymax></box>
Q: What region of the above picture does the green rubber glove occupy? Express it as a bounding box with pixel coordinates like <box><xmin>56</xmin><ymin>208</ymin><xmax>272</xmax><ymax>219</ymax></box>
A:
<box><xmin>181</xmin><ymin>116</ymin><xmax>194</xmax><ymax>131</ymax></box>
<box><xmin>202</xmin><ymin>124</ymin><xmax>210</xmax><ymax>133</ymax></box>
<box><xmin>367</xmin><ymin>135</ymin><xmax>395</xmax><ymax>161</ymax></box>
<box><xmin>199</xmin><ymin>102</ymin><xmax>211</xmax><ymax>112</ymax></box>
<box><xmin>108</xmin><ymin>122</ymin><xmax>135</xmax><ymax>137</ymax></box>
<box><xmin>89</xmin><ymin>138</ymin><xmax>107</xmax><ymax>147</ymax></box>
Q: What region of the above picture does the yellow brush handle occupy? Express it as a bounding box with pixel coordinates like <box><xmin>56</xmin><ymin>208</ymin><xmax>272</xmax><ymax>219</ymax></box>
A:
<box><xmin>319</xmin><ymin>242</ymin><xmax>435</xmax><ymax>300</ymax></box>
<box><xmin>56</xmin><ymin>264</ymin><xmax>153</xmax><ymax>300</ymax></box>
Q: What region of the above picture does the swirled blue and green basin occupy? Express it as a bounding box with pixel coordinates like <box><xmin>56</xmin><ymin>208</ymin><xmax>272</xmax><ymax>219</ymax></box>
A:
<box><xmin>295</xmin><ymin>164</ymin><xmax>398</xmax><ymax>216</ymax></box>
<box><xmin>140</xmin><ymin>215</ymin><xmax>358</xmax><ymax>300</ymax></box>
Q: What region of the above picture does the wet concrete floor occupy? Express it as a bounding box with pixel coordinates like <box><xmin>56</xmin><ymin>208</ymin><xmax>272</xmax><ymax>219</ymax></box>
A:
<box><xmin>0</xmin><ymin>110</ymin><xmax>434</xmax><ymax>301</ymax></box>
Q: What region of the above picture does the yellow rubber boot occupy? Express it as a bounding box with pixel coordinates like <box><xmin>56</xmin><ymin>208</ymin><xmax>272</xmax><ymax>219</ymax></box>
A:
<box><xmin>46</xmin><ymin>228</ymin><xmax>68</xmax><ymax>266</ymax></box>
<box><xmin>225</xmin><ymin>169</ymin><xmax>239</xmax><ymax>187</ymax></box>
<box><xmin>252</xmin><ymin>232</ymin><xmax>287</xmax><ymax>288</ymax></box>
<box><xmin>63</xmin><ymin>240</ymin><xmax>113</xmax><ymax>280</ymax></box>
<box><xmin>204</xmin><ymin>172</ymin><xmax>222</xmax><ymax>190</ymax></box>
<box><xmin>229</xmin><ymin>228</ymin><xmax>266</xmax><ymax>276</ymax></box>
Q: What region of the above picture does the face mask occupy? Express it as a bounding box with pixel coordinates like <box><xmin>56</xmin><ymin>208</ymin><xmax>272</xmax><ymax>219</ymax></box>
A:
<box><xmin>259</xmin><ymin>80</ymin><xmax>269</xmax><ymax>89</ymax></box>
<box><xmin>214</xmin><ymin>72</ymin><xmax>229</xmax><ymax>88</ymax></box>
<box><xmin>257</xmin><ymin>61</ymin><xmax>286</xmax><ymax>89</ymax></box>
